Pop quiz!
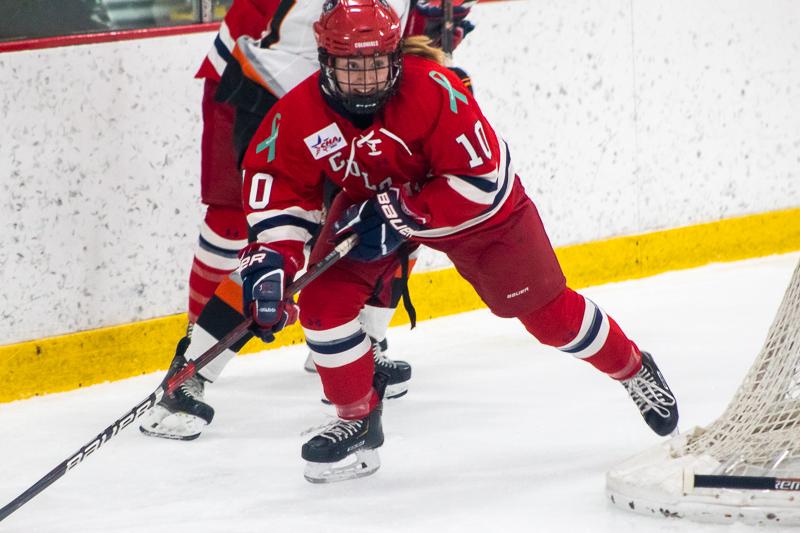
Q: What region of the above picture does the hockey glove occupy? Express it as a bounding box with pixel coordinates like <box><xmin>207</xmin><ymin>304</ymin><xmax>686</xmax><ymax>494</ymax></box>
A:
<box><xmin>333</xmin><ymin>189</ymin><xmax>424</xmax><ymax>263</ymax></box>
<box><xmin>239</xmin><ymin>244</ymin><xmax>299</xmax><ymax>342</ymax></box>
<box><xmin>407</xmin><ymin>0</ymin><xmax>477</xmax><ymax>50</ymax></box>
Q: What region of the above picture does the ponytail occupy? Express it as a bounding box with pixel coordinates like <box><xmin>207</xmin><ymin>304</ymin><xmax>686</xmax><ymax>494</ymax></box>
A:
<box><xmin>401</xmin><ymin>35</ymin><xmax>446</xmax><ymax>65</ymax></box>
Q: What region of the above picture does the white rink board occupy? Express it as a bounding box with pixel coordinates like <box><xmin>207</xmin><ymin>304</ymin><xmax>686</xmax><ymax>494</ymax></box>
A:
<box><xmin>0</xmin><ymin>253</ymin><xmax>797</xmax><ymax>532</ymax></box>
<box><xmin>2</xmin><ymin>1</ymin><xmax>799</xmax><ymax>343</ymax></box>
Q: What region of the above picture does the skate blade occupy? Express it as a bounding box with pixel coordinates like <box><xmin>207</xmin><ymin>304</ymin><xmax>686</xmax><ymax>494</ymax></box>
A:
<box><xmin>304</xmin><ymin>448</ymin><xmax>381</xmax><ymax>484</ymax></box>
<box><xmin>139</xmin><ymin>405</ymin><xmax>207</xmax><ymax>441</ymax></box>
<box><xmin>385</xmin><ymin>382</ymin><xmax>408</xmax><ymax>400</ymax></box>
<box><xmin>303</xmin><ymin>353</ymin><xmax>318</xmax><ymax>373</ymax></box>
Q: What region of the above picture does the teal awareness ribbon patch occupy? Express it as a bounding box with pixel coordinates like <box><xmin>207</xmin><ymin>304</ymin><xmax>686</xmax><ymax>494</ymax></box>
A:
<box><xmin>429</xmin><ymin>71</ymin><xmax>468</xmax><ymax>113</ymax></box>
<box><xmin>256</xmin><ymin>113</ymin><xmax>281</xmax><ymax>162</ymax></box>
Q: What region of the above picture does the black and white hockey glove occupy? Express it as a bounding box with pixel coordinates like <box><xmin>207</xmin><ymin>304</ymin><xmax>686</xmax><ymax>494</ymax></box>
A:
<box><xmin>239</xmin><ymin>244</ymin><xmax>298</xmax><ymax>342</ymax></box>
<box><xmin>333</xmin><ymin>188</ymin><xmax>424</xmax><ymax>263</ymax></box>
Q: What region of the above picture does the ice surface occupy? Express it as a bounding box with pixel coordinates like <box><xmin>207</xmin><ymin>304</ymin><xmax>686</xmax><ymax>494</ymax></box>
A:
<box><xmin>1</xmin><ymin>253</ymin><xmax>798</xmax><ymax>532</ymax></box>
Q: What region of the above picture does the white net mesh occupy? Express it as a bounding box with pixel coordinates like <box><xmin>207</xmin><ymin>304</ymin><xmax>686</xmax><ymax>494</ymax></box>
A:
<box><xmin>679</xmin><ymin>259</ymin><xmax>800</xmax><ymax>476</ymax></box>
<box><xmin>606</xmin><ymin>258</ymin><xmax>800</xmax><ymax>525</ymax></box>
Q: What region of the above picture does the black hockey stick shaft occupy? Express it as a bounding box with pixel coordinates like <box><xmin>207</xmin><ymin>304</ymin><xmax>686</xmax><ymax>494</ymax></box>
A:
<box><xmin>0</xmin><ymin>234</ymin><xmax>358</xmax><ymax>522</ymax></box>
<box><xmin>441</xmin><ymin>0</ymin><xmax>454</xmax><ymax>61</ymax></box>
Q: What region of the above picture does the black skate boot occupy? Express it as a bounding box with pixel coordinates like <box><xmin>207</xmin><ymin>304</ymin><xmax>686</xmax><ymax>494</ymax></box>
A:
<box><xmin>139</xmin><ymin>336</ymin><xmax>215</xmax><ymax>441</ymax></box>
<box><xmin>621</xmin><ymin>351</ymin><xmax>679</xmax><ymax>436</ymax></box>
<box><xmin>372</xmin><ymin>337</ymin><xmax>411</xmax><ymax>400</ymax></box>
<box><xmin>302</xmin><ymin>373</ymin><xmax>388</xmax><ymax>483</ymax></box>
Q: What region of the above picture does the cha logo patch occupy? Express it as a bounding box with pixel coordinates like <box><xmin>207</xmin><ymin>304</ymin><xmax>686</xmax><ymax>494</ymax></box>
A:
<box><xmin>304</xmin><ymin>123</ymin><xmax>347</xmax><ymax>160</ymax></box>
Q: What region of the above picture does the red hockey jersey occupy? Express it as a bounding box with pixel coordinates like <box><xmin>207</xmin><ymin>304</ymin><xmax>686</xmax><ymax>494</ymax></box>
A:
<box><xmin>241</xmin><ymin>54</ymin><xmax>516</xmax><ymax>278</ymax></box>
<box><xmin>195</xmin><ymin>0</ymin><xmax>276</xmax><ymax>82</ymax></box>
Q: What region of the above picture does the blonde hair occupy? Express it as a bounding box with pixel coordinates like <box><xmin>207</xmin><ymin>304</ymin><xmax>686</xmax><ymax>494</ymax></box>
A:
<box><xmin>401</xmin><ymin>35</ymin><xmax>446</xmax><ymax>65</ymax></box>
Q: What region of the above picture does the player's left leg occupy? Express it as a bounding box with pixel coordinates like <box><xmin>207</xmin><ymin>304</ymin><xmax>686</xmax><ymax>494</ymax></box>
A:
<box><xmin>517</xmin><ymin>287</ymin><xmax>678</xmax><ymax>436</ymax></box>
<box><xmin>434</xmin><ymin>187</ymin><xmax>678</xmax><ymax>436</ymax></box>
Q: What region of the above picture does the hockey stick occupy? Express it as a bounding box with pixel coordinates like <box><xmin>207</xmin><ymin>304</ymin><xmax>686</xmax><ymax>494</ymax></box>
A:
<box><xmin>441</xmin><ymin>0</ymin><xmax>455</xmax><ymax>62</ymax></box>
<box><xmin>0</xmin><ymin>234</ymin><xmax>358</xmax><ymax>523</ymax></box>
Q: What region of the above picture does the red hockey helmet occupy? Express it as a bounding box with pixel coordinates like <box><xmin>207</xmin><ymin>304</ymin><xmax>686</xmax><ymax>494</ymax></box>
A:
<box><xmin>314</xmin><ymin>0</ymin><xmax>403</xmax><ymax>114</ymax></box>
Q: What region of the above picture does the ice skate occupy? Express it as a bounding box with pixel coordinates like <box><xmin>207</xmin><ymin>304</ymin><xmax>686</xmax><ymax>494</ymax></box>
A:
<box><xmin>302</xmin><ymin>375</ymin><xmax>387</xmax><ymax>483</ymax></box>
<box><xmin>303</xmin><ymin>352</ymin><xmax>317</xmax><ymax>373</ymax></box>
<box><xmin>140</xmin><ymin>336</ymin><xmax>215</xmax><ymax>440</ymax></box>
<box><xmin>372</xmin><ymin>337</ymin><xmax>411</xmax><ymax>400</ymax></box>
<box><xmin>621</xmin><ymin>351</ymin><xmax>678</xmax><ymax>436</ymax></box>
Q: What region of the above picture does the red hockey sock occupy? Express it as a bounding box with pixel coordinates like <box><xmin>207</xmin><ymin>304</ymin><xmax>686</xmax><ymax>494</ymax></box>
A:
<box><xmin>518</xmin><ymin>287</ymin><xmax>642</xmax><ymax>380</ymax></box>
<box><xmin>315</xmin><ymin>351</ymin><xmax>378</xmax><ymax>418</ymax></box>
<box><xmin>187</xmin><ymin>205</ymin><xmax>248</xmax><ymax>322</ymax></box>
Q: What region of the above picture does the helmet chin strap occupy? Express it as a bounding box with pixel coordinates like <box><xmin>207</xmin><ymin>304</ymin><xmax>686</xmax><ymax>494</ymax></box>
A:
<box><xmin>318</xmin><ymin>75</ymin><xmax>374</xmax><ymax>129</ymax></box>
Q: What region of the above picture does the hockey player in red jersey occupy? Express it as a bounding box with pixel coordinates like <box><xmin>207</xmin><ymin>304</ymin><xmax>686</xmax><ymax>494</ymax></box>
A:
<box><xmin>237</xmin><ymin>0</ymin><xmax>679</xmax><ymax>482</ymax></box>
<box><xmin>189</xmin><ymin>0</ymin><xmax>474</xmax><ymax>323</ymax></box>
<box><xmin>140</xmin><ymin>0</ymin><xmax>476</xmax><ymax>440</ymax></box>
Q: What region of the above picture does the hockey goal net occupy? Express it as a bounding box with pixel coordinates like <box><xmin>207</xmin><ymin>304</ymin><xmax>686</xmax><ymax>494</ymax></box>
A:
<box><xmin>607</xmin><ymin>258</ymin><xmax>800</xmax><ymax>526</ymax></box>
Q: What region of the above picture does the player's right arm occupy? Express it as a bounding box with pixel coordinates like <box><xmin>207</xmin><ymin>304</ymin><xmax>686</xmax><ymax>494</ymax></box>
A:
<box><xmin>240</xmin><ymin>101</ymin><xmax>325</xmax><ymax>281</ymax></box>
